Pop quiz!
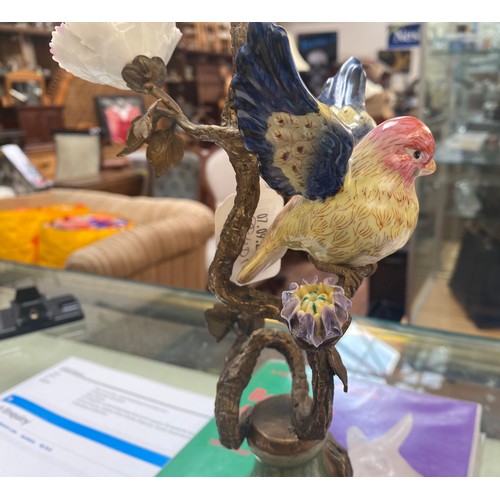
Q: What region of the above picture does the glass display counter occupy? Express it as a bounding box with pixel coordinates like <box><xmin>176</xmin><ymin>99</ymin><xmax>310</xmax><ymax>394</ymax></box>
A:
<box><xmin>0</xmin><ymin>260</ymin><xmax>499</xmax><ymax>476</ymax></box>
<box><xmin>408</xmin><ymin>22</ymin><xmax>500</xmax><ymax>338</ymax></box>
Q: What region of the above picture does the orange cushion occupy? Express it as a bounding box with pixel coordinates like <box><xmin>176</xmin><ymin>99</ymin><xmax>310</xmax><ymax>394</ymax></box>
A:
<box><xmin>0</xmin><ymin>204</ymin><xmax>89</xmax><ymax>264</ymax></box>
<box><xmin>38</xmin><ymin>212</ymin><xmax>133</xmax><ymax>268</ymax></box>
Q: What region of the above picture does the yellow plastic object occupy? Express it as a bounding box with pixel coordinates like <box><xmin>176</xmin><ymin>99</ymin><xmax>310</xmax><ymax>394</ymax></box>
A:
<box><xmin>0</xmin><ymin>204</ymin><xmax>89</xmax><ymax>264</ymax></box>
<box><xmin>38</xmin><ymin>212</ymin><xmax>133</xmax><ymax>268</ymax></box>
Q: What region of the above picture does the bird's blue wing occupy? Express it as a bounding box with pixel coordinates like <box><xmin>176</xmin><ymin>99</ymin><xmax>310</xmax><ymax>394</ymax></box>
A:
<box><xmin>318</xmin><ymin>57</ymin><xmax>367</xmax><ymax>109</ymax></box>
<box><xmin>232</xmin><ymin>22</ymin><xmax>353</xmax><ymax>201</ymax></box>
<box><xmin>318</xmin><ymin>57</ymin><xmax>376</xmax><ymax>144</ymax></box>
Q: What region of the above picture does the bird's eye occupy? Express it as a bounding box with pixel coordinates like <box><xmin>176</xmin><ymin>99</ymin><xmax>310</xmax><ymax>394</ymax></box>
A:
<box><xmin>413</xmin><ymin>150</ymin><xmax>422</xmax><ymax>159</ymax></box>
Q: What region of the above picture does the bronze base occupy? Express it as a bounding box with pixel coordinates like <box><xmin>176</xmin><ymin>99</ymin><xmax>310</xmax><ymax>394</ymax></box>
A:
<box><xmin>246</xmin><ymin>394</ymin><xmax>353</xmax><ymax>476</ymax></box>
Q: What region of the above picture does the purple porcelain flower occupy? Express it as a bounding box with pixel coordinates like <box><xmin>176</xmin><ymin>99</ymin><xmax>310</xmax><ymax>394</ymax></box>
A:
<box><xmin>281</xmin><ymin>276</ymin><xmax>351</xmax><ymax>349</ymax></box>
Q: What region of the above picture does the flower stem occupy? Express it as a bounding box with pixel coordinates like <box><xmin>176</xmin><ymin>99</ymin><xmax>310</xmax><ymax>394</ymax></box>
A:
<box><xmin>294</xmin><ymin>349</ymin><xmax>334</xmax><ymax>440</ymax></box>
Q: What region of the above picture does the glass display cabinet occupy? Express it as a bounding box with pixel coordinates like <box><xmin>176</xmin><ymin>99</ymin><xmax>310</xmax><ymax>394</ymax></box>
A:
<box><xmin>407</xmin><ymin>22</ymin><xmax>500</xmax><ymax>337</ymax></box>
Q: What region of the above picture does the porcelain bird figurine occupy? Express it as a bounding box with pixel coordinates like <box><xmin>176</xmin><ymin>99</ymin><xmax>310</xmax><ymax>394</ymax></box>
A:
<box><xmin>233</xmin><ymin>23</ymin><xmax>436</xmax><ymax>284</ymax></box>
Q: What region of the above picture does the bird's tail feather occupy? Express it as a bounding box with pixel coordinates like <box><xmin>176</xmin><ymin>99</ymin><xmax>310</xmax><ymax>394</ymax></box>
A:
<box><xmin>237</xmin><ymin>243</ymin><xmax>287</xmax><ymax>285</ymax></box>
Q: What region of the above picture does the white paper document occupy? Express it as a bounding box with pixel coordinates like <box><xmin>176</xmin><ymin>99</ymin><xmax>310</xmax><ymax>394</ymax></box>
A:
<box><xmin>0</xmin><ymin>357</ymin><xmax>214</xmax><ymax>476</ymax></box>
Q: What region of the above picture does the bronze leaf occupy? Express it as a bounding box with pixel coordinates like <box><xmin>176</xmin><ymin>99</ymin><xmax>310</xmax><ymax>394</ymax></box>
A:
<box><xmin>146</xmin><ymin>128</ymin><xmax>185</xmax><ymax>177</ymax></box>
<box><xmin>205</xmin><ymin>304</ymin><xmax>236</xmax><ymax>342</ymax></box>
<box><xmin>117</xmin><ymin>116</ymin><xmax>148</xmax><ymax>156</ymax></box>
<box><xmin>327</xmin><ymin>346</ymin><xmax>348</xmax><ymax>392</ymax></box>
<box><xmin>118</xmin><ymin>100</ymin><xmax>162</xmax><ymax>157</ymax></box>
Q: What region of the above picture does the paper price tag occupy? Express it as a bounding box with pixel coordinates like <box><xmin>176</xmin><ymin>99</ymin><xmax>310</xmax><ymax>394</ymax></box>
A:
<box><xmin>214</xmin><ymin>185</ymin><xmax>284</xmax><ymax>285</ymax></box>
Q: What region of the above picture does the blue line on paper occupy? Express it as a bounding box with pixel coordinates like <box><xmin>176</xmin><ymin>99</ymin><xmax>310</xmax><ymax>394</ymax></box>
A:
<box><xmin>3</xmin><ymin>394</ymin><xmax>169</xmax><ymax>467</ymax></box>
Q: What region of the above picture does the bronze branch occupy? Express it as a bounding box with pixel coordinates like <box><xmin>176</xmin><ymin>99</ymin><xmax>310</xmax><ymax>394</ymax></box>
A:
<box><xmin>122</xmin><ymin>21</ymin><xmax>375</xmax><ymax>458</ymax></box>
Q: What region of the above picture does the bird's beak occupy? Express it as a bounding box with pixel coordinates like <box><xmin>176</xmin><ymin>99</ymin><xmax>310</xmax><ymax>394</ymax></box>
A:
<box><xmin>419</xmin><ymin>159</ymin><xmax>436</xmax><ymax>176</ymax></box>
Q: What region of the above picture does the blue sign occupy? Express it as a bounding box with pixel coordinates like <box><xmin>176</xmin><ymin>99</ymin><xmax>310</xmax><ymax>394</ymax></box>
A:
<box><xmin>388</xmin><ymin>24</ymin><xmax>421</xmax><ymax>48</ymax></box>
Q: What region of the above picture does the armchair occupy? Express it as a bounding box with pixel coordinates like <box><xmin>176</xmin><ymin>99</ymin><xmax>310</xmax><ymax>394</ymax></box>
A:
<box><xmin>0</xmin><ymin>188</ymin><xmax>215</xmax><ymax>291</ymax></box>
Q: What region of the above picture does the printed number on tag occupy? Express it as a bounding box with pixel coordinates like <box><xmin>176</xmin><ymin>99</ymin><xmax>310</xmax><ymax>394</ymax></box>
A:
<box><xmin>214</xmin><ymin>185</ymin><xmax>284</xmax><ymax>285</ymax></box>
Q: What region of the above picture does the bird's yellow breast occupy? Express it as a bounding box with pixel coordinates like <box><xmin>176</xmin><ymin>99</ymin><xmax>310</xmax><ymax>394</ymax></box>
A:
<box><xmin>280</xmin><ymin>170</ymin><xmax>419</xmax><ymax>266</ymax></box>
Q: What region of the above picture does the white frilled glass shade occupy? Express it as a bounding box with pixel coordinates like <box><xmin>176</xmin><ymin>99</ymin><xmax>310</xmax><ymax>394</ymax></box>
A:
<box><xmin>50</xmin><ymin>22</ymin><xmax>182</xmax><ymax>90</ymax></box>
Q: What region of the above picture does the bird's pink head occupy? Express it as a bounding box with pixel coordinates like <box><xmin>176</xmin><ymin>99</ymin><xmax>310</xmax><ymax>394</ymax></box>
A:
<box><xmin>363</xmin><ymin>116</ymin><xmax>436</xmax><ymax>185</ymax></box>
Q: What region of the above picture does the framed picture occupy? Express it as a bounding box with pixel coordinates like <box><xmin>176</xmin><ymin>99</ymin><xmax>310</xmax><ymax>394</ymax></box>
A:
<box><xmin>53</xmin><ymin>129</ymin><xmax>102</xmax><ymax>182</ymax></box>
<box><xmin>297</xmin><ymin>32</ymin><xmax>338</xmax><ymax>96</ymax></box>
<box><xmin>378</xmin><ymin>50</ymin><xmax>411</xmax><ymax>74</ymax></box>
<box><xmin>95</xmin><ymin>95</ymin><xmax>145</xmax><ymax>144</ymax></box>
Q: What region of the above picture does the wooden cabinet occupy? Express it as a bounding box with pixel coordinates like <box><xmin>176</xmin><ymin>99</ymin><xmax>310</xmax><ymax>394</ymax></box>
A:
<box><xmin>166</xmin><ymin>56</ymin><xmax>232</xmax><ymax>124</ymax></box>
<box><xmin>0</xmin><ymin>105</ymin><xmax>64</xmax><ymax>145</ymax></box>
<box><xmin>0</xmin><ymin>23</ymin><xmax>59</xmax><ymax>106</ymax></box>
<box><xmin>55</xmin><ymin>169</ymin><xmax>146</xmax><ymax>196</ymax></box>
<box><xmin>176</xmin><ymin>23</ymin><xmax>231</xmax><ymax>55</ymax></box>
<box><xmin>0</xmin><ymin>24</ymin><xmax>57</xmax><ymax>69</ymax></box>
<box><xmin>165</xmin><ymin>23</ymin><xmax>232</xmax><ymax>124</ymax></box>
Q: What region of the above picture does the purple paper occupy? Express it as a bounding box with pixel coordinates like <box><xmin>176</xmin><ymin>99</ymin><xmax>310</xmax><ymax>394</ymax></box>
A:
<box><xmin>330</xmin><ymin>378</ymin><xmax>481</xmax><ymax>477</ymax></box>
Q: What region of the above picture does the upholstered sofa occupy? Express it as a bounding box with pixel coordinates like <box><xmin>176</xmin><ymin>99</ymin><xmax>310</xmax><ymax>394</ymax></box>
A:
<box><xmin>0</xmin><ymin>188</ymin><xmax>215</xmax><ymax>291</ymax></box>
